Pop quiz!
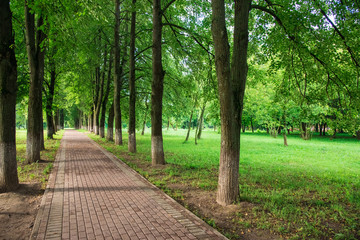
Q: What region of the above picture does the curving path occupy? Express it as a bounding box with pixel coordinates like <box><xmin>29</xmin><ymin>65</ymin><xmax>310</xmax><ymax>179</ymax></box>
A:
<box><xmin>31</xmin><ymin>130</ymin><xmax>227</xmax><ymax>240</ymax></box>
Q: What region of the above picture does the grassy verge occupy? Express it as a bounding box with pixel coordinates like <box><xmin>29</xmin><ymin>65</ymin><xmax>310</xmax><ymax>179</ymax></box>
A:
<box><xmin>16</xmin><ymin>130</ymin><xmax>64</xmax><ymax>188</ymax></box>
<box><xmin>87</xmin><ymin>129</ymin><xmax>360</xmax><ymax>239</ymax></box>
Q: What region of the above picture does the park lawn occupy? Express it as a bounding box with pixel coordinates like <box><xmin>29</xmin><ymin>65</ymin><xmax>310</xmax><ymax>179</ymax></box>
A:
<box><xmin>88</xmin><ymin>129</ymin><xmax>360</xmax><ymax>240</ymax></box>
<box><xmin>16</xmin><ymin>129</ymin><xmax>64</xmax><ymax>187</ymax></box>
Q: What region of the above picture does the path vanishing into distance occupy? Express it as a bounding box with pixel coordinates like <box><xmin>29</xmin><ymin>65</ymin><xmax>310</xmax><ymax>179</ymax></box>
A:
<box><xmin>30</xmin><ymin>130</ymin><xmax>227</xmax><ymax>240</ymax></box>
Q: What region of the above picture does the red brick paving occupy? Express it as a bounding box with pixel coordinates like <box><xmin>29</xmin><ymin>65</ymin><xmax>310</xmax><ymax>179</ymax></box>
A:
<box><xmin>30</xmin><ymin>130</ymin><xmax>227</xmax><ymax>240</ymax></box>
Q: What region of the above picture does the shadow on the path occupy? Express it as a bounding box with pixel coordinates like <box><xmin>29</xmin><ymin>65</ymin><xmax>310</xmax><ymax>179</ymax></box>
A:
<box><xmin>47</xmin><ymin>185</ymin><xmax>155</xmax><ymax>193</ymax></box>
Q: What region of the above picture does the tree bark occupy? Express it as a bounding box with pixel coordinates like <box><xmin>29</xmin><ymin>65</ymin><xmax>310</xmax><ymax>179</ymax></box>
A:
<box><xmin>141</xmin><ymin>95</ymin><xmax>149</xmax><ymax>136</ymax></box>
<box><xmin>100</xmin><ymin>50</ymin><xmax>112</xmax><ymax>138</ymax></box>
<box><xmin>128</xmin><ymin>0</ymin><xmax>137</xmax><ymax>153</ymax></box>
<box><xmin>185</xmin><ymin>110</ymin><xmax>194</xmax><ymax>142</ymax></box>
<box><xmin>114</xmin><ymin>0</ymin><xmax>123</xmax><ymax>145</ymax></box>
<box><xmin>197</xmin><ymin>104</ymin><xmax>206</xmax><ymax>139</ymax></box>
<box><xmin>283</xmin><ymin>133</ymin><xmax>288</xmax><ymax>146</ymax></box>
<box><xmin>25</xmin><ymin>3</ymin><xmax>46</xmax><ymax>164</ymax></box>
<box><xmin>45</xmin><ymin>60</ymin><xmax>56</xmax><ymax>139</ymax></box>
<box><xmin>107</xmin><ymin>103</ymin><xmax>114</xmax><ymax>141</ymax></box>
<box><xmin>60</xmin><ymin>109</ymin><xmax>64</xmax><ymax>129</ymax></box>
<box><xmin>212</xmin><ymin>0</ymin><xmax>251</xmax><ymax>206</ymax></box>
<box><xmin>0</xmin><ymin>1</ymin><xmax>19</xmax><ymax>192</ymax></box>
<box><xmin>151</xmin><ymin>0</ymin><xmax>165</xmax><ymax>165</ymax></box>
<box><xmin>93</xmin><ymin>67</ymin><xmax>100</xmax><ymax>134</ymax></box>
<box><xmin>95</xmin><ymin>45</ymin><xmax>107</xmax><ymax>136</ymax></box>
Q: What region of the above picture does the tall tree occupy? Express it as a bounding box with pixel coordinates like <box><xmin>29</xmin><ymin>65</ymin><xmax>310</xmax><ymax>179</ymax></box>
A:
<box><xmin>100</xmin><ymin>50</ymin><xmax>112</xmax><ymax>138</ymax></box>
<box><xmin>211</xmin><ymin>0</ymin><xmax>251</xmax><ymax>205</ymax></box>
<box><xmin>114</xmin><ymin>0</ymin><xmax>123</xmax><ymax>145</ymax></box>
<box><xmin>151</xmin><ymin>0</ymin><xmax>165</xmax><ymax>165</ymax></box>
<box><xmin>25</xmin><ymin>2</ymin><xmax>46</xmax><ymax>163</ymax></box>
<box><xmin>128</xmin><ymin>0</ymin><xmax>137</xmax><ymax>153</ymax></box>
<box><xmin>0</xmin><ymin>0</ymin><xmax>19</xmax><ymax>192</ymax></box>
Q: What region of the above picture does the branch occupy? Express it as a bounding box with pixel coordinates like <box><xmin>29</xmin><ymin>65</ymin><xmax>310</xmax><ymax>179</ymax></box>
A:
<box><xmin>162</xmin><ymin>0</ymin><xmax>177</xmax><ymax>13</ymax></box>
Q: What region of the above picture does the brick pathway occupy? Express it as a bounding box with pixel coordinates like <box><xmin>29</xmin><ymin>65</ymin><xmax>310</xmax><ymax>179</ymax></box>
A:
<box><xmin>31</xmin><ymin>130</ymin><xmax>227</xmax><ymax>240</ymax></box>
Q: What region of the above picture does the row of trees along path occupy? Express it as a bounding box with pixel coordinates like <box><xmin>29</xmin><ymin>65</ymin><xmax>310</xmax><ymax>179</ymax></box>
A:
<box><xmin>1</xmin><ymin>0</ymin><xmax>359</xmax><ymax>209</ymax></box>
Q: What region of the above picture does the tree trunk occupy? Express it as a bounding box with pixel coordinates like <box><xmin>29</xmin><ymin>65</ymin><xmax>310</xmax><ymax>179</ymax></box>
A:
<box><xmin>250</xmin><ymin>117</ymin><xmax>254</xmax><ymax>133</ymax></box>
<box><xmin>100</xmin><ymin>50</ymin><xmax>112</xmax><ymax>138</ymax></box>
<box><xmin>93</xmin><ymin>67</ymin><xmax>100</xmax><ymax>135</ymax></box>
<box><xmin>95</xmin><ymin>46</ymin><xmax>107</xmax><ymax>136</ymax></box>
<box><xmin>319</xmin><ymin>123</ymin><xmax>323</xmax><ymax>136</ymax></box>
<box><xmin>242</xmin><ymin>125</ymin><xmax>246</xmax><ymax>133</ymax></box>
<box><xmin>128</xmin><ymin>0</ymin><xmax>137</xmax><ymax>153</ymax></box>
<box><xmin>45</xmin><ymin>61</ymin><xmax>56</xmax><ymax>139</ymax></box>
<box><xmin>114</xmin><ymin>0</ymin><xmax>123</xmax><ymax>145</ymax></box>
<box><xmin>356</xmin><ymin>131</ymin><xmax>360</xmax><ymax>140</ymax></box>
<box><xmin>323</xmin><ymin>123</ymin><xmax>326</xmax><ymax>136</ymax></box>
<box><xmin>283</xmin><ymin>133</ymin><xmax>288</xmax><ymax>146</ymax></box>
<box><xmin>107</xmin><ymin>103</ymin><xmax>115</xmax><ymax>141</ymax></box>
<box><xmin>151</xmin><ymin>0</ymin><xmax>165</xmax><ymax>165</ymax></box>
<box><xmin>25</xmin><ymin>4</ymin><xmax>45</xmax><ymax>164</ymax></box>
<box><xmin>40</xmin><ymin>108</ymin><xmax>45</xmax><ymax>150</ymax></box>
<box><xmin>54</xmin><ymin>109</ymin><xmax>60</xmax><ymax>133</ymax></box>
<box><xmin>89</xmin><ymin>110</ymin><xmax>93</xmax><ymax>132</ymax></box>
<box><xmin>141</xmin><ymin>95</ymin><xmax>149</xmax><ymax>136</ymax></box>
<box><xmin>197</xmin><ymin>104</ymin><xmax>206</xmax><ymax>139</ymax></box>
<box><xmin>60</xmin><ymin>109</ymin><xmax>64</xmax><ymax>129</ymax></box>
<box><xmin>0</xmin><ymin>1</ymin><xmax>19</xmax><ymax>192</ymax></box>
<box><xmin>212</xmin><ymin>0</ymin><xmax>251</xmax><ymax>206</ymax></box>
<box><xmin>185</xmin><ymin>110</ymin><xmax>194</xmax><ymax>142</ymax></box>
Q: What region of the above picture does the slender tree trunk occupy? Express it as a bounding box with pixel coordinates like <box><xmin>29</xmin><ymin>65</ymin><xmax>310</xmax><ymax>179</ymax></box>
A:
<box><xmin>319</xmin><ymin>123</ymin><xmax>323</xmax><ymax>136</ymax></box>
<box><xmin>60</xmin><ymin>109</ymin><xmax>64</xmax><ymax>129</ymax></box>
<box><xmin>114</xmin><ymin>0</ymin><xmax>123</xmax><ymax>145</ymax></box>
<box><xmin>89</xmin><ymin>110</ymin><xmax>93</xmax><ymax>132</ymax></box>
<box><xmin>141</xmin><ymin>95</ymin><xmax>149</xmax><ymax>136</ymax></box>
<box><xmin>40</xmin><ymin>108</ymin><xmax>45</xmax><ymax>150</ymax></box>
<box><xmin>197</xmin><ymin>104</ymin><xmax>206</xmax><ymax>139</ymax></box>
<box><xmin>212</xmin><ymin>0</ymin><xmax>251</xmax><ymax>206</ymax></box>
<box><xmin>185</xmin><ymin>110</ymin><xmax>194</xmax><ymax>142</ymax></box>
<box><xmin>323</xmin><ymin>123</ymin><xmax>326</xmax><ymax>136</ymax></box>
<box><xmin>128</xmin><ymin>0</ymin><xmax>137</xmax><ymax>153</ymax></box>
<box><xmin>250</xmin><ymin>117</ymin><xmax>254</xmax><ymax>133</ymax></box>
<box><xmin>54</xmin><ymin>110</ymin><xmax>60</xmax><ymax>133</ymax></box>
<box><xmin>100</xmin><ymin>50</ymin><xmax>112</xmax><ymax>138</ymax></box>
<box><xmin>25</xmin><ymin>4</ymin><xmax>45</xmax><ymax>164</ymax></box>
<box><xmin>0</xmin><ymin>1</ymin><xmax>19</xmax><ymax>192</ymax></box>
<box><xmin>356</xmin><ymin>131</ymin><xmax>360</xmax><ymax>140</ymax></box>
<box><xmin>45</xmin><ymin>61</ymin><xmax>56</xmax><ymax>139</ymax></box>
<box><xmin>283</xmin><ymin>133</ymin><xmax>288</xmax><ymax>146</ymax></box>
<box><xmin>95</xmin><ymin>43</ymin><xmax>107</xmax><ymax>135</ymax></box>
<box><xmin>93</xmin><ymin>67</ymin><xmax>100</xmax><ymax>135</ymax></box>
<box><xmin>151</xmin><ymin>0</ymin><xmax>165</xmax><ymax>165</ymax></box>
<box><xmin>107</xmin><ymin>103</ymin><xmax>114</xmax><ymax>141</ymax></box>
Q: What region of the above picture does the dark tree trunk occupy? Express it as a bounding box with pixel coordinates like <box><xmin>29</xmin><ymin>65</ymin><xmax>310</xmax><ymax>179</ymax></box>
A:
<box><xmin>89</xmin><ymin>110</ymin><xmax>93</xmax><ymax>132</ymax></box>
<box><xmin>60</xmin><ymin>109</ymin><xmax>64</xmax><ymax>129</ymax></box>
<box><xmin>197</xmin><ymin>104</ymin><xmax>206</xmax><ymax>139</ymax></box>
<box><xmin>356</xmin><ymin>131</ymin><xmax>360</xmax><ymax>140</ymax></box>
<box><xmin>0</xmin><ymin>1</ymin><xmax>19</xmax><ymax>192</ymax></box>
<box><xmin>95</xmin><ymin>47</ymin><xmax>107</xmax><ymax>135</ymax></box>
<box><xmin>45</xmin><ymin>61</ymin><xmax>56</xmax><ymax>139</ymax></box>
<box><xmin>212</xmin><ymin>0</ymin><xmax>251</xmax><ymax>205</ymax></box>
<box><xmin>114</xmin><ymin>0</ymin><xmax>123</xmax><ymax>145</ymax></box>
<box><xmin>242</xmin><ymin>125</ymin><xmax>246</xmax><ymax>133</ymax></box>
<box><xmin>151</xmin><ymin>0</ymin><xmax>165</xmax><ymax>165</ymax></box>
<box><xmin>283</xmin><ymin>133</ymin><xmax>288</xmax><ymax>146</ymax></box>
<box><xmin>319</xmin><ymin>123</ymin><xmax>323</xmax><ymax>136</ymax></box>
<box><xmin>100</xmin><ymin>50</ymin><xmax>112</xmax><ymax>138</ymax></box>
<box><xmin>141</xmin><ymin>95</ymin><xmax>149</xmax><ymax>136</ymax></box>
<box><xmin>93</xmin><ymin>67</ymin><xmax>100</xmax><ymax>135</ymax></box>
<box><xmin>54</xmin><ymin>109</ymin><xmax>60</xmax><ymax>133</ymax></box>
<box><xmin>250</xmin><ymin>117</ymin><xmax>254</xmax><ymax>133</ymax></box>
<box><xmin>315</xmin><ymin>124</ymin><xmax>319</xmax><ymax>133</ymax></box>
<box><xmin>185</xmin><ymin>110</ymin><xmax>194</xmax><ymax>142</ymax></box>
<box><xmin>25</xmin><ymin>4</ymin><xmax>45</xmax><ymax>164</ymax></box>
<box><xmin>40</xmin><ymin>107</ymin><xmax>45</xmax><ymax>150</ymax></box>
<box><xmin>107</xmin><ymin>103</ymin><xmax>114</xmax><ymax>141</ymax></box>
<box><xmin>128</xmin><ymin>0</ymin><xmax>137</xmax><ymax>153</ymax></box>
<box><xmin>323</xmin><ymin>123</ymin><xmax>326</xmax><ymax>136</ymax></box>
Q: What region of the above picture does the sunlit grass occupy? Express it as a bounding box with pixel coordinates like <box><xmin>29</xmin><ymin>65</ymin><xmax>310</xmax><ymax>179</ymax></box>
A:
<box><xmin>88</xmin><ymin>128</ymin><xmax>360</xmax><ymax>239</ymax></box>
<box><xmin>16</xmin><ymin>129</ymin><xmax>64</xmax><ymax>186</ymax></box>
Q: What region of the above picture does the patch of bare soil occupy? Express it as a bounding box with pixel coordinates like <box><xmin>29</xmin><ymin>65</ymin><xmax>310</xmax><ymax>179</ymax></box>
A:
<box><xmin>0</xmin><ymin>183</ymin><xmax>43</xmax><ymax>240</ymax></box>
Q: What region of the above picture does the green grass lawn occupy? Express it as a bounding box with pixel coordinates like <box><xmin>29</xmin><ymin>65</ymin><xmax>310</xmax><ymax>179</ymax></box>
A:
<box><xmin>88</xmin><ymin>128</ymin><xmax>360</xmax><ymax>239</ymax></box>
<box><xmin>16</xmin><ymin>129</ymin><xmax>64</xmax><ymax>186</ymax></box>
